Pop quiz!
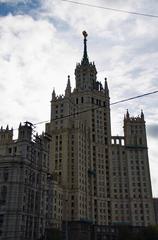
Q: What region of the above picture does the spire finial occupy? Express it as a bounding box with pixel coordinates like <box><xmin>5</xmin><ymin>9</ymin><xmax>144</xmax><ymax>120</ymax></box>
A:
<box><xmin>83</xmin><ymin>30</ymin><xmax>88</xmax><ymax>38</ymax></box>
<box><xmin>104</xmin><ymin>77</ymin><xmax>107</xmax><ymax>87</ymax></box>
<box><xmin>67</xmin><ymin>75</ymin><xmax>71</xmax><ymax>88</ymax></box>
<box><xmin>81</xmin><ymin>30</ymin><xmax>89</xmax><ymax>65</ymax></box>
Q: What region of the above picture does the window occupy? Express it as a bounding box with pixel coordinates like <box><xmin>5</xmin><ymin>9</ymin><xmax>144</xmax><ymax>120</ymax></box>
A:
<box><xmin>8</xmin><ymin>148</ymin><xmax>12</xmax><ymax>154</ymax></box>
<box><xmin>139</xmin><ymin>138</ymin><xmax>142</xmax><ymax>144</ymax></box>
<box><xmin>3</xmin><ymin>169</ymin><xmax>8</xmax><ymax>182</ymax></box>
<box><xmin>1</xmin><ymin>186</ymin><xmax>7</xmax><ymax>204</ymax></box>
<box><xmin>0</xmin><ymin>214</ymin><xmax>4</xmax><ymax>227</ymax></box>
<box><xmin>92</xmin><ymin>134</ymin><xmax>95</xmax><ymax>142</ymax></box>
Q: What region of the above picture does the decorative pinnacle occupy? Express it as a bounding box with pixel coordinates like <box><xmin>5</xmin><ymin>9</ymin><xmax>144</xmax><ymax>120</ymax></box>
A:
<box><xmin>141</xmin><ymin>109</ymin><xmax>144</xmax><ymax>119</ymax></box>
<box><xmin>67</xmin><ymin>75</ymin><xmax>71</xmax><ymax>88</ymax></box>
<box><xmin>126</xmin><ymin>109</ymin><xmax>130</xmax><ymax>119</ymax></box>
<box><xmin>82</xmin><ymin>30</ymin><xmax>89</xmax><ymax>65</ymax></box>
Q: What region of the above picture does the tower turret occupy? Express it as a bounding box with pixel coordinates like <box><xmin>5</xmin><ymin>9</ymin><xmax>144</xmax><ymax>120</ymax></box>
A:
<box><xmin>124</xmin><ymin>111</ymin><xmax>147</xmax><ymax>147</ymax></box>
<box><xmin>18</xmin><ymin>121</ymin><xmax>33</xmax><ymax>142</ymax></box>
<box><xmin>0</xmin><ymin>125</ymin><xmax>13</xmax><ymax>144</ymax></box>
<box><xmin>75</xmin><ymin>31</ymin><xmax>97</xmax><ymax>91</ymax></box>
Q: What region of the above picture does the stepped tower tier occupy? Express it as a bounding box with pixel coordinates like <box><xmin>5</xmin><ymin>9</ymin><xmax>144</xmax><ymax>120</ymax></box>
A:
<box><xmin>75</xmin><ymin>31</ymin><xmax>98</xmax><ymax>91</ymax></box>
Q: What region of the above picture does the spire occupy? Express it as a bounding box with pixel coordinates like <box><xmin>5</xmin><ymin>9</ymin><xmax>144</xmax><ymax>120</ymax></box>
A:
<box><xmin>65</xmin><ymin>75</ymin><xmax>71</xmax><ymax>97</ymax></box>
<box><xmin>104</xmin><ymin>77</ymin><xmax>109</xmax><ymax>95</ymax></box>
<box><xmin>81</xmin><ymin>31</ymin><xmax>89</xmax><ymax>65</ymax></box>
<box><xmin>52</xmin><ymin>88</ymin><xmax>56</xmax><ymax>101</ymax></box>
<box><xmin>141</xmin><ymin>109</ymin><xmax>144</xmax><ymax>120</ymax></box>
<box><xmin>67</xmin><ymin>75</ymin><xmax>71</xmax><ymax>89</ymax></box>
<box><xmin>126</xmin><ymin>109</ymin><xmax>130</xmax><ymax>119</ymax></box>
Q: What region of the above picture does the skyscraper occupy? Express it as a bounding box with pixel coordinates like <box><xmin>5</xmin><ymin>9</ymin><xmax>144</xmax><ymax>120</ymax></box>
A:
<box><xmin>46</xmin><ymin>32</ymin><xmax>155</xmax><ymax>228</ymax></box>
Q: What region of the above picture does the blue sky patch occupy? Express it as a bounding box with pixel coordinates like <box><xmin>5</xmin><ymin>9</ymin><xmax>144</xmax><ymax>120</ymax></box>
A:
<box><xmin>0</xmin><ymin>0</ymin><xmax>41</xmax><ymax>17</ymax></box>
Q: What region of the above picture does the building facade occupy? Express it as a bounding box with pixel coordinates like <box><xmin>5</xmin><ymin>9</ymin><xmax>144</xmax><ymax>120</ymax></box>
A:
<box><xmin>111</xmin><ymin>112</ymin><xmax>155</xmax><ymax>226</ymax></box>
<box><xmin>46</xmin><ymin>32</ymin><xmax>155</xmax><ymax>227</ymax></box>
<box><xmin>0</xmin><ymin>122</ymin><xmax>51</xmax><ymax>240</ymax></box>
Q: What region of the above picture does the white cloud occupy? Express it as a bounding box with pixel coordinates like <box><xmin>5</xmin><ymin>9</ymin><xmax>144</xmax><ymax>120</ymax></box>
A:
<box><xmin>0</xmin><ymin>14</ymin><xmax>78</xmax><ymax>131</ymax></box>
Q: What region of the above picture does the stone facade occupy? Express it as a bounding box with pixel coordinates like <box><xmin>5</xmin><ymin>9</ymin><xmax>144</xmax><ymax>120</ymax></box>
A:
<box><xmin>111</xmin><ymin>112</ymin><xmax>155</xmax><ymax>226</ymax></box>
<box><xmin>0</xmin><ymin>122</ymin><xmax>51</xmax><ymax>240</ymax></box>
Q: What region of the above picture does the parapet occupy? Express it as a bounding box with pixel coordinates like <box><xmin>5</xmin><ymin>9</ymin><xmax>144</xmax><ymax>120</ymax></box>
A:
<box><xmin>124</xmin><ymin>110</ymin><xmax>144</xmax><ymax>123</ymax></box>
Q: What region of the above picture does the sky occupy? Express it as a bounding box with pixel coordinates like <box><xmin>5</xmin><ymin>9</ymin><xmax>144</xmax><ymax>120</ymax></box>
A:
<box><xmin>0</xmin><ymin>0</ymin><xmax>158</xmax><ymax>196</ymax></box>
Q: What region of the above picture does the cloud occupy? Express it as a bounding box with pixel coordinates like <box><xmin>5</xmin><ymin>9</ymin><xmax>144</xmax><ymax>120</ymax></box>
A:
<box><xmin>0</xmin><ymin>14</ymin><xmax>78</xmax><ymax>132</ymax></box>
<box><xmin>148</xmin><ymin>124</ymin><xmax>158</xmax><ymax>138</ymax></box>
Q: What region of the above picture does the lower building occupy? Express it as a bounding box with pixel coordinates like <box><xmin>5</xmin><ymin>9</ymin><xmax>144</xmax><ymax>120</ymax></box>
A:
<box><xmin>0</xmin><ymin>122</ymin><xmax>51</xmax><ymax>240</ymax></box>
<box><xmin>47</xmin><ymin>176</ymin><xmax>64</xmax><ymax>230</ymax></box>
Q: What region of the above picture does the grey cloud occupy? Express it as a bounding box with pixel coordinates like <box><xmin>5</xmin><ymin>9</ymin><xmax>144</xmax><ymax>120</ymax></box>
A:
<box><xmin>2</xmin><ymin>54</ymin><xmax>11</xmax><ymax>62</ymax></box>
<box><xmin>147</xmin><ymin>124</ymin><xmax>158</xmax><ymax>138</ymax></box>
<box><xmin>0</xmin><ymin>82</ymin><xmax>6</xmax><ymax>91</ymax></box>
<box><xmin>14</xmin><ymin>98</ymin><xmax>25</xmax><ymax>107</ymax></box>
<box><xmin>126</xmin><ymin>67</ymin><xmax>144</xmax><ymax>78</ymax></box>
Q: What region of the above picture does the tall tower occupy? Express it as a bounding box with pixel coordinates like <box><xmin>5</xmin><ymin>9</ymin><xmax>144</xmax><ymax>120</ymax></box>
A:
<box><xmin>46</xmin><ymin>31</ymin><xmax>112</xmax><ymax>226</ymax></box>
<box><xmin>123</xmin><ymin>110</ymin><xmax>155</xmax><ymax>226</ymax></box>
